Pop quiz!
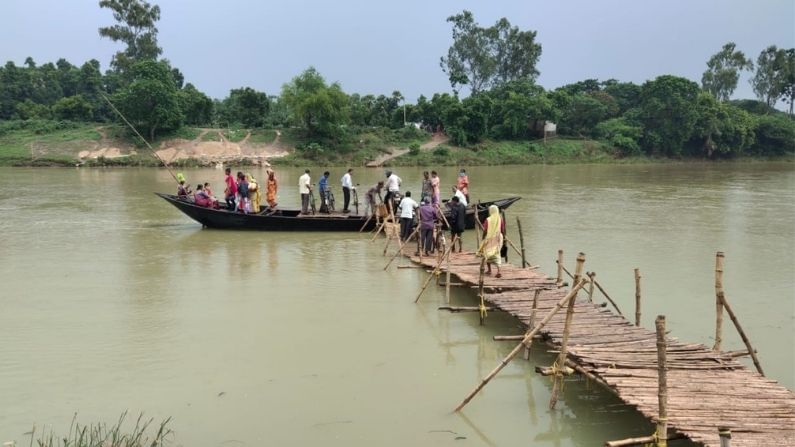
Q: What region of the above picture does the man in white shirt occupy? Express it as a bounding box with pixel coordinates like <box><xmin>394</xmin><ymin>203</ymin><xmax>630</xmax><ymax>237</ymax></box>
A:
<box><xmin>384</xmin><ymin>170</ymin><xmax>402</xmax><ymax>215</ymax></box>
<box><xmin>298</xmin><ymin>169</ymin><xmax>312</xmax><ymax>214</ymax></box>
<box><xmin>451</xmin><ymin>186</ymin><xmax>468</xmax><ymax>207</ymax></box>
<box><xmin>341</xmin><ymin>168</ymin><xmax>353</xmax><ymax>213</ymax></box>
<box><xmin>397</xmin><ymin>191</ymin><xmax>419</xmax><ymax>242</ymax></box>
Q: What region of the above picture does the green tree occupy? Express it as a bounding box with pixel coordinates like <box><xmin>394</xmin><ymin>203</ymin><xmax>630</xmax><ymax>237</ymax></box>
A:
<box><xmin>780</xmin><ymin>49</ymin><xmax>795</xmax><ymax>115</ymax></box>
<box><xmin>701</xmin><ymin>42</ymin><xmax>753</xmax><ymax>101</ymax></box>
<box><xmin>595</xmin><ymin>118</ymin><xmax>643</xmax><ymax>156</ymax></box>
<box><xmin>280</xmin><ymin>67</ymin><xmax>348</xmax><ymax>139</ymax></box>
<box><xmin>751</xmin><ymin>113</ymin><xmax>795</xmax><ymax>155</ymax></box>
<box><xmin>637</xmin><ymin>75</ymin><xmax>701</xmax><ymax>156</ymax></box>
<box><xmin>52</xmin><ymin>95</ymin><xmax>94</xmax><ymax>121</ymax></box>
<box><xmin>751</xmin><ymin>45</ymin><xmax>787</xmax><ymax>107</ymax></box>
<box><xmin>222</xmin><ymin>87</ymin><xmax>270</xmax><ymax>127</ymax></box>
<box><xmin>692</xmin><ymin>92</ymin><xmax>755</xmax><ymax>157</ymax></box>
<box><xmin>113</xmin><ymin>60</ymin><xmax>182</xmax><ymax>140</ymax></box>
<box><xmin>98</xmin><ymin>0</ymin><xmax>162</xmax><ymax>73</ymax></box>
<box><xmin>440</xmin><ymin>11</ymin><xmax>541</xmax><ymax>94</ymax></box>
<box><xmin>178</xmin><ymin>83</ymin><xmax>213</xmax><ymax>126</ymax></box>
<box><xmin>602</xmin><ymin>80</ymin><xmax>642</xmax><ymax>114</ymax></box>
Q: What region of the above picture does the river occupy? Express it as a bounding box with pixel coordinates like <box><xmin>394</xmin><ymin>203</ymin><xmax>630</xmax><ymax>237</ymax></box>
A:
<box><xmin>0</xmin><ymin>163</ymin><xmax>792</xmax><ymax>446</ymax></box>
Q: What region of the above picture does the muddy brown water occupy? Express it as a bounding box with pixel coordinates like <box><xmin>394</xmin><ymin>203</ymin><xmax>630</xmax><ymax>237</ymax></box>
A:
<box><xmin>0</xmin><ymin>163</ymin><xmax>792</xmax><ymax>446</ymax></box>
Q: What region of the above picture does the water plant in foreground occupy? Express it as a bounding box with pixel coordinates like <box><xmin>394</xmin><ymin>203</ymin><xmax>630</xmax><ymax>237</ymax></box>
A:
<box><xmin>10</xmin><ymin>412</ymin><xmax>172</xmax><ymax>447</ymax></box>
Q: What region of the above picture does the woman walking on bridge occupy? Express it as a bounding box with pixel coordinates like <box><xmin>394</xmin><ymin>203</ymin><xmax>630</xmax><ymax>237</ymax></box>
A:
<box><xmin>479</xmin><ymin>205</ymin><xmax>504</xmax><ymax>278</ymax></box>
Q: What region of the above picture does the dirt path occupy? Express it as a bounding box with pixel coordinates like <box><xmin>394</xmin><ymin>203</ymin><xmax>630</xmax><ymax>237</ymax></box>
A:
<box><xmin>365</xmin><ymin>133</ymin><xmax>449</xmax><ymax>168</ymax></box>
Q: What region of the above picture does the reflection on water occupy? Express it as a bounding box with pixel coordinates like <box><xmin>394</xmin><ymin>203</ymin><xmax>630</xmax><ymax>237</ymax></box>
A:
<box><xmin>0</xmin><ymin>163</ymin><xmax>792</xmax><ymax>446</ymax></box>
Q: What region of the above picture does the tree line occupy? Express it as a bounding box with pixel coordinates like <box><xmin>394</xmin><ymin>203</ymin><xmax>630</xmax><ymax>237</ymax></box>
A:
<box><xmin>0</xmin><ymin>2</ymin><xmax>792</xmax><ymax>158</ymax></box>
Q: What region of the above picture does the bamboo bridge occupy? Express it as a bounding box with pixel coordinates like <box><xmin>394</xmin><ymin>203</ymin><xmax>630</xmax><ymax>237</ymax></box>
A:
<box><xmin>380</xmin><ymin>223</ymin><xmax>795</xmax><ymax>446</ymax></box>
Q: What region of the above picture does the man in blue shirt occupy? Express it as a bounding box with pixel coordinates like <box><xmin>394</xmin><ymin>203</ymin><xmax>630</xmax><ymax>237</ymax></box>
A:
<box><xmin>318</xmin><ymin>171</ymin><xmax>331</xmax><ymax>213</ymax></box>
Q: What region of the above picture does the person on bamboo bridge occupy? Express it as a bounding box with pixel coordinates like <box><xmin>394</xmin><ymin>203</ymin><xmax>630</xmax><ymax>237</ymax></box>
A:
<box><xmin>447</xmin><ymin>195</ymin><xmax>466</xmax><ymax>253</ymax></box>
<box><xmin>397</xmin><ymin>191</ymin><xmax>419</xmax><ymax>242</ymax></box>
<box><xmin>457</xmin><ymin>168</ymin><xmax>469</xmax><ymax>202</ymax></box>
<box><xmin>479</xmin><ymin>204</ymin><xmax>505</xmax><ymax>278</ymax></box>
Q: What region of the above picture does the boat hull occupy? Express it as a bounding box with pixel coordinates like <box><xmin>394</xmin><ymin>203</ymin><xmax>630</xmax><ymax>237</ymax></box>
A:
<box><xmin>156</xmin><ymin>193</ymin><xmax>521</xmax><ymax>232</ymax></box>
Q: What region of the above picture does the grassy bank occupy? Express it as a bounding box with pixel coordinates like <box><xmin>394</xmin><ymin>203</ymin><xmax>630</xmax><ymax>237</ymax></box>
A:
<box><xmin>1</xmin><ymin>121</ymin><xmax>792</xmax><ymax>167</ymax></box>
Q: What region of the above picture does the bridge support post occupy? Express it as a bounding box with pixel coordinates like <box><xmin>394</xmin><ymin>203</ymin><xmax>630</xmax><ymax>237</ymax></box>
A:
<box><xmin>718</xmin><ymin>427</ymin><xmax>731</xmax><ymax>447</ymax></box>
<box><xmin>550</xmin><ymin>252</ymin><xmax>585</xmax><ymax>409</ymax></box>
<box><xmin>713</xmin><ymin>251</ymin><xmax>725</xmax><ymax>351</ymax></box>
<box><xmin>655</xmin><ymin>315</ymin><xmax>668</xmax><ymax>447</ymax></box>
<box><xmin>523</xmin><ymin>289</ymin><xmax>541</xmax><ymax>360</ymax></box>
<box><xmin>634</xmin><ymin>268</ymin><xmax>642</xmax><ymax>326</ymax></box>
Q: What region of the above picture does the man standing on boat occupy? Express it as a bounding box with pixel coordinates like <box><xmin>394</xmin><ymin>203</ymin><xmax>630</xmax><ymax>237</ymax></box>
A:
<box><xmin>384</xmin><ymin>170</ymin><xmax>402</xmax><ymax>215</ymax></box>
<box><xmin>341</xmin><ymin>168</ymin><xmax>353</xmax><ymax>213</ymax></box>
<box><xmin>299</xmin><ymin>169</ymin><xmax>312</xmax><ymax>214</ymax></box>
<box><xmin>318</xmin><ymin>171</ymin><xmax>331</xmax><ymax>213</ymax></box>
<box><xmin>365</xmin><ymin>181</ymin><xmax>384</xmax><ymax>216</ymax></box>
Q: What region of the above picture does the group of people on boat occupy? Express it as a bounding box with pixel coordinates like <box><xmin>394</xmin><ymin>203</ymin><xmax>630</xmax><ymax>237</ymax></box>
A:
<box><xmin>177</xmin><ymin>167</ymin><xmax>279</xmax><ymax>214</ymax></box>
<box><xmin>297</xmin><ymin>168</ymin><xmax>357</xmax><ymax>214</ymax></box>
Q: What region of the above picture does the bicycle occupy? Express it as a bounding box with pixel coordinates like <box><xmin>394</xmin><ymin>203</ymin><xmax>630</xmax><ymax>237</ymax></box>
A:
<box><xmin>321</xmin><ymin>188</ymin><xmax>336</xmax><ymax>213</ymax></box>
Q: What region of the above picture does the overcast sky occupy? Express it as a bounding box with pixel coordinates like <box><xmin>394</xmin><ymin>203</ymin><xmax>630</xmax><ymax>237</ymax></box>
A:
<box><xmin>2</xmin><ymin>0</ymin><xmax>794</xmax><ymax>103</ymax></box>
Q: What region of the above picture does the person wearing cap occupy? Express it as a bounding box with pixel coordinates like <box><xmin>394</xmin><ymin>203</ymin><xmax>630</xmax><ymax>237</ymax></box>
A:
<box><xmin>298</xmin><ymin>169</ymin><xmax>312</xmax><ymax>214</ymax></box>
<box><xmin>341</xmin><ymin>168</ymin><xmax>354</xmax><ymax>213</ymax></box>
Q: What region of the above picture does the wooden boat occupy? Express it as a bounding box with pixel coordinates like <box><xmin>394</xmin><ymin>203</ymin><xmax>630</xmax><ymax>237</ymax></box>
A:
<box><xmin>156</xmin><ymin>193</ymin><xmax>521</xmax><ymax>231</ymax></box>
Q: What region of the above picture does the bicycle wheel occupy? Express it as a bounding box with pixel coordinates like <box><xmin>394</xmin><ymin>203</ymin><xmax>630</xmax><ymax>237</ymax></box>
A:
<box><xmin>328</xmin><ymin>192</ymin><xmax>336</xmax><ymax>212</ymax></box>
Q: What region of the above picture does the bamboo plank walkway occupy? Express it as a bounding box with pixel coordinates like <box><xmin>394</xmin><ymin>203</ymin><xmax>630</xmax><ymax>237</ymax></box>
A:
<box><xmin>407</xmin><ymin>251</ymin><xmax>795</xmax><ymax>447</ymax></box>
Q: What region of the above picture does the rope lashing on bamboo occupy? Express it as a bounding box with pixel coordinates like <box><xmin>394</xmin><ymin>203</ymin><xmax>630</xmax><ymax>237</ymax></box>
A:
<box><xmin>642</xmin><ymin>418</ymin><xmax>667</xmax><ymax>447</ymax></box>
<box><xmin>479</xmin><ymin>302</ymin><xmax>488</xmax><ymax>320</ymax></box>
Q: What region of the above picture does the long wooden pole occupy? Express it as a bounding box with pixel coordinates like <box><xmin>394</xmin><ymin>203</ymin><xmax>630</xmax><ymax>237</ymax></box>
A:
<box><xmin>477</xmin><ymin>257</ymin><xmax>486</xmax><ymax>325</ymax></box>
<box><xmin>523</xmin><ymin>288</ymin><xmax>542</xmax><ymax>360</ymax></box>
<box><xmin>718</xmin><ymin>289</ymin><xmax>765</xmax><ymax>375</ymax></box>
<box><xmin>655</xmin><ymin>315</ymin><xmax>668</xmax><ymax>447</ymax></box>
<box><xmin>556</xmin><ymin>249</ymin><xmax>564</xmax><ymax>284</ymax></box>
<box><xmin>713</xmin><ymin>251</ymin><xmax>725</xmax><ymax>351</ymax></box>
<box><xmin>383</xmin><ymin>225</ymin><xmax>420</xmax><ymax>270</ymax></box>
<box><xmin>453</xmin><ymin>279</ymin><xmax>587</xmax><ymax>412</ymax></box>
<box><xmin>445</xmin><ymin>247</ymin><xmax>452</xmax><ymax>304</ymax></box>
<box><xmin>516</xmin><ymin>217</ymin><xmax>527</xmax><ymax>268</ymax></box>
<box><xmin>550</xmin><ymin>252</ymin><xmax>585</xmax><ymax>409</ymax></box>
<box><xmin>415</xmin><ymin>235</ymin><xmax>458</xmax><ymax>303</ymax></box>
<box><xmin>587</xmin><ymin>272</ymin><xmax>595</xmax><ymax>303</ymax></box>
<box><xmin>101</xmin><ymin>93</ymin><xmax>179</xmax><ymax>184</ymax></box>
<box><xmin>634</xmin><ymin>268</ymin><xmax>642</xmax><ymax>327</ymax></box>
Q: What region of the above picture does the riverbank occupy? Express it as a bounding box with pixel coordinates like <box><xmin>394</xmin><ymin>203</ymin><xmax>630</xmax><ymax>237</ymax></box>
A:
<box><xmin>1</xmin><ymin>121</ymin><xmax>792</xmax><ymax>167</ymax></box>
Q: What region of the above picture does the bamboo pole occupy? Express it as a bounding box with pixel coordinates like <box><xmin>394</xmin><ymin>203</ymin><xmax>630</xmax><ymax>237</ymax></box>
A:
<box><xmin>550</xmin><ymin>252</ymin><xmax>585</xmax><ymax>409</ymax></box>
<box><xmin>604</xmin><ymin>434</ymin><xmax>687</xmax><ymax>447</ymax></box>
<box><xmin>445</xmin><ymin>247</ymin><xmax>452</xmax><ymax>304</ymax></box>
<box><xmin>453</xmin><ymin>279</ymin><xmax>587</xmax><ymax>412</ymax></box>
<box><xmin>589</xmin><ymin>272</ymin><xmax>623</xmax><ymax>316</ymax></box>
<box><xmin>438</xmin><ymin>306</ymin><xmax>495</xmax><ymax>312</ymax></box>
<box><xmin>587</xmin><ymin>272</ymin><xmax>595</xmax><ymax>303</ymax></box>
<box><xmin>713</xmin><ymin>251</ymin><xmax>725</xmax><ymax>351</ymax></box>
<box><xmin>655</xmin><ymin>315</ymin><xmax>668</xmax><ymax>447</ymax></box>
<box><xmin>718</xmin><ymin>428</ymin><xmax>731</xmax><ymax>447</ymax></box>
<box><xmin>523</xmin><ymin>288</ymin><xmax>542</xmax><ymax>360</ymax></box>
<box><xmin>718</xmin><ymin>288</ymin><xmax>765</xmax><ymax>375</ymax></box>
<box><xmin>516</xmin><ymin>217</ymin><xmax>527</xmax><ymax>268</ymax></box>
<box><xmin>478</xmin><ymin>257</ymin><xmax>487</xmax><ymax>325</ymax></box>
<box><xmin>634</xmin><ymin>268</ymin><xmax>642</xmax><ymax>327</ymax></box>
<box><xmin>414</xmin><ymin>235</ymin><xmax>458</xmax><ymax>303</ymax></box>
<box><xmin>383</xmin><ymin>225</ymin><xmax>420</xmax><ymax>270</ymax></box>
<box><xmin>358</xmin><ymin>212</ymin><xmax>374</xmax><ymax>232</ymax></box>
<box><xmin>556</xmin><ymin>249</ymin><xmax>563</xmax><ymax>284</ymax></box>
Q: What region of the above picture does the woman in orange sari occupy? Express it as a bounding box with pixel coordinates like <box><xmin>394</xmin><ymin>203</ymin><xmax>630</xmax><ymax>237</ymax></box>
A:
<box><xmin>265</xmin><ymin>168</ymin><xmax>278</xmax><ymax>208</ymax></box>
